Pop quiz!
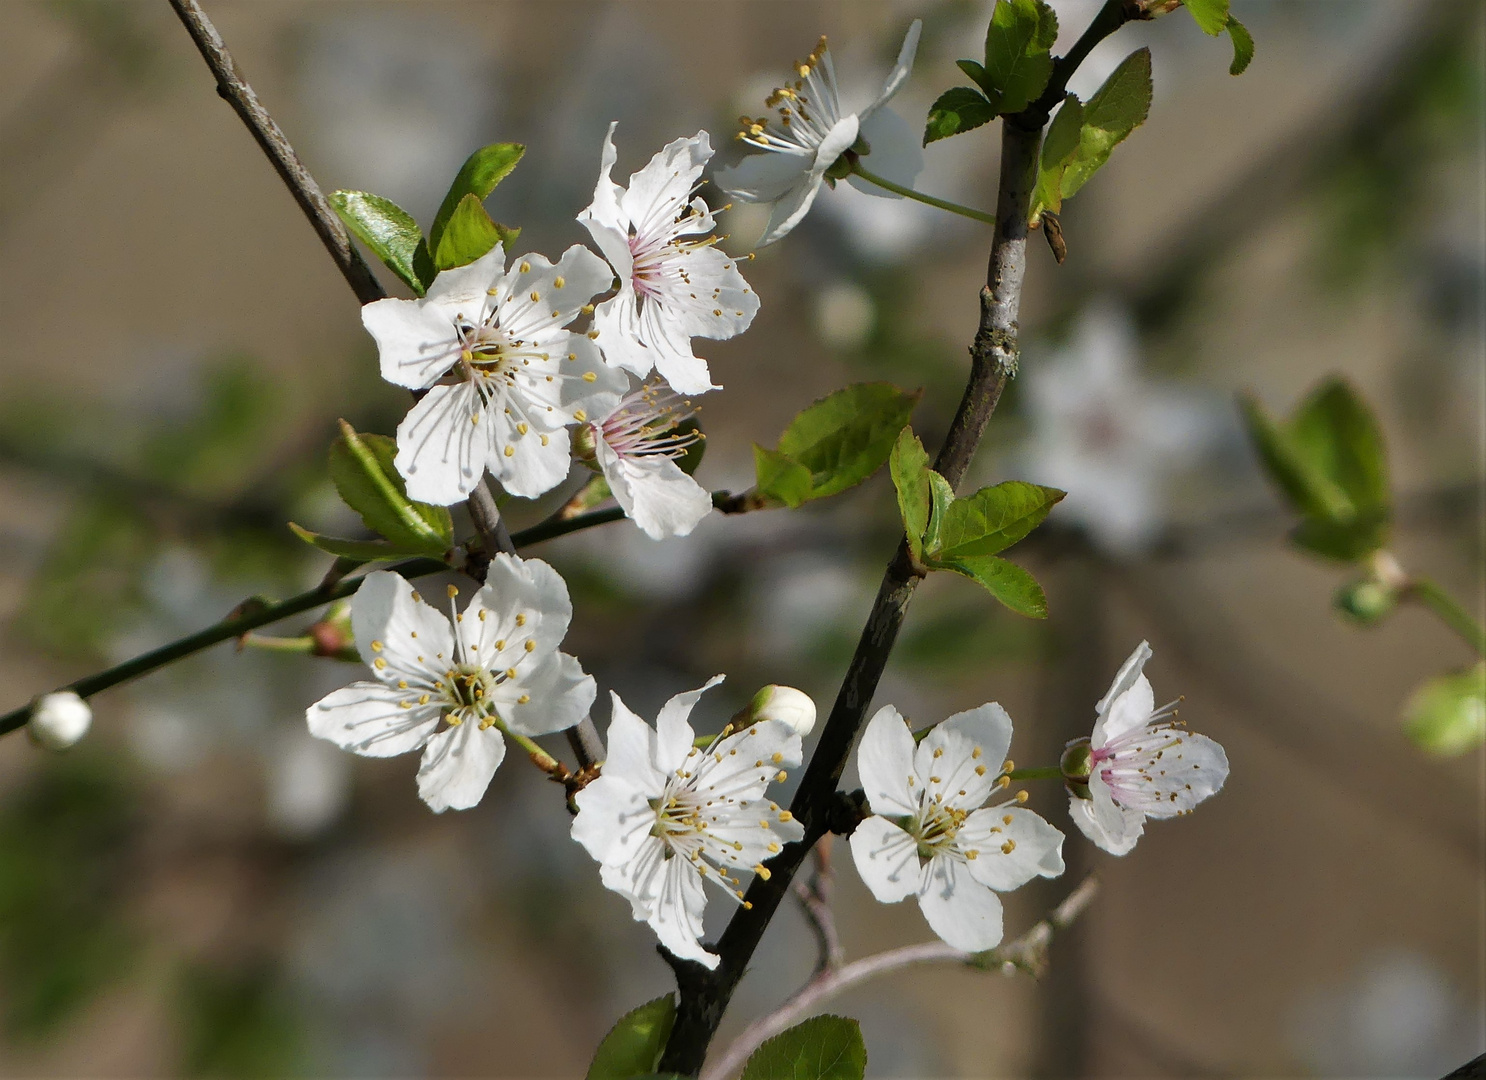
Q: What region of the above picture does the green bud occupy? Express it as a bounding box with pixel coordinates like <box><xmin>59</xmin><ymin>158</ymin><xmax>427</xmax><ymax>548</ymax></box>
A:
<box><xmin>823</xmin><ymin>153</ymin><xmax>854</xmax><ymax>183</ymax></box>
<box><xmin>1059</xmin><ymin>738</ymin><xmax>1092</xmax><ymax>783</ymax></box>
<box><xmin>571</xmin><ymin>422</ymin><xmax>598</xmax><ymax>464</ymax></box>
<box><xmin>1334</xmin><ymin>577</ymin><xmax>1397</xmax><ymax>625</ymax></box>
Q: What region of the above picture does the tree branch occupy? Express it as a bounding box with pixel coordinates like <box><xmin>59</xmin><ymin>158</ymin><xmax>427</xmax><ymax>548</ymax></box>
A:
<box><xmin>699</xmin><ymin>876</ymin><xmax>1100</xmax><ymax>1080</ymax></box>
<box><xmin>794</xmin><ymin>839</ymin><xmax>844</xmax><ymax>976</ymax></box>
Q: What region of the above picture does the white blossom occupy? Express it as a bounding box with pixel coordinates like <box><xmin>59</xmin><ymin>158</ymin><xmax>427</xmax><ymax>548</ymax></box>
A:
<box><xmin>571</xmin><ymin>677</ymin><xmax>804</xmax><ymax>968</ymax></box>
<box><xmin>361</xmin><ymin>244</ymin><xmax>627</xmax><ymax>505</ymax></box>
<box><xmin>849</xmin><ymin>703</ymin><xmax>1064</xmax><ymax>952</ymax></box>
<box><xmin>715</xmin><ymin>21</ymin><xmax>922</xmax><ymax>247</ymax></box>
<box><xmin>307</xmin><ymin>559</ymin><xmax>594</xmax><ymax>813</ymax></box>
<box><xmin>1066</xmin><ymin>641</ymin><xmax>1229</xmax><ymax>855</ymax></box>
<box><xmin>29</xmin><ymin>691</ymin><xmax>92</xmax><ymax>751</ymax></box>
<box><xmin>747</xmin><ymin>684</ymin><xmax>817</xmax><ymax>737</ymax></box>
<box><xmin>580</xmin><ymin>125</ymin><xmax>758</xmax><ymax>394</ymax></box>
<box><xmin>584</xmin><ymin>383</ymin><xmax>712</xmax><ymax>540</ymax></box>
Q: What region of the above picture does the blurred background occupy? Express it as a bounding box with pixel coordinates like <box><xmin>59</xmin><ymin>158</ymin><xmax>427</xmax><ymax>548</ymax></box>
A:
<box><xmin>0</xmin><ymin>1</ymin><xmax>1480</xmax><ymax>1076</ymax></box>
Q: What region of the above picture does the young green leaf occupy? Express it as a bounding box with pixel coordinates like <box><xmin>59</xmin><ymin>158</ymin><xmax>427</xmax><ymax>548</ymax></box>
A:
<box><xmin>956</xmin><ymin>58</ymin><xmax>993</xmax><ymax>95</ymax></box>
<box><xmin>428</xmin><ymin>142</ymin><xmax>525</xmax><ymax>253</ymax></box>
<box><xmin>1058</xmin><ymin>47</ymin><xmax>1153</xmax><ymax>200</ymax></box>
<box><xmin>432</xmin><ymin>193</ymin><xmax>519</xmax><ymax>272</ymax></box>
<box><xmin>924</xmin><ymin>471</ymin><xmax>956</xmax><ymax>557</ymax></box>
<box><xmin>984</xmin><ymin>0</ymin><xmax>1058</xmax><ymax>115</ymax></box>
<box><xmin>739</xmin><ymin>1015</ymin><xmax>866</xmax><ymax>1080</ymax></box>
<box><xmin>776</xmin><ymin>383</ymin><xmax>921</xmax><ymax>501</ymax></box>
<box><xmin>330</xmin><ymin>190</ymin><xmax>428</xmax><ymax>295</ymax></box>
<box><xmin>1184</xmin><ymin>0</ymin><xmax>1231</xmax><ymax>36</ymax></box>
<box><xmin>1403</xmin><ymin>664</ymin><xmax>1486</xmax><ymax>757</ymax></box>
<box><xmin>328</xmin><ymin>423</ymin><xmax>453</xmax><ymax>556</ymax></box>
<box><xmin>1226</xmin><ymin>16</ymin><xmax>1255</xmax><ymax>75</ymax></box>
<box><xmin>1288</xmin><ymin>377</ymin><xmax>1389</xmax><ymax>519</ymax></box>
<box><xmin>889</xmin><ymin>427</ymin><xmax>932</xmax><ymax>559</ymax></box>
<box><xmin>754</xmin><ymin>445</ymin><xmax>814</xmax><ymax>509</ymax></box>
<box><xmin>586</xmin><ymin>995</ymin><xmax>676</xmax><ymax>1080</ymax></box>
<box><xmin>1031</xmin><ymin>94</ymin><xmax>1085</xmax><ymax>219</ymax></box>
<box><xmin>936</xmin><ymin>554</ymin><xmax>1049</xmax><ymax>618</ymax></box>
<box><xmin>938</xmin><ymin>481</ymin><xmax>1065</xmax><ymax>558</ymax></box>
<box><xmin>287</xmin><ymin>524</ymin><xmax>405</xmax><ymax>563</ymax></box>
<box><xmin>924</xmin><ymin>86</ymin><xmax>998</xmax><ymax>145</ymax></box>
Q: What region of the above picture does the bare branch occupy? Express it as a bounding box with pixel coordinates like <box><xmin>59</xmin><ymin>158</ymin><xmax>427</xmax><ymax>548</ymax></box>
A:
<box><xmin>793</xmin><ymin>839</ymin><xmax>844</xmax><ymax>976</ymax></box>
<box><xmin>700</xmin><ymin>876</ymin><xmax>1100</xmax><ymax>1080</ymax></box>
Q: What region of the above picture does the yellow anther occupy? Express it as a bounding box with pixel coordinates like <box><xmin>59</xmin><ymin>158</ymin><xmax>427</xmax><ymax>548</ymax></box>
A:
<box><xmin>1003</xmin><ymin>814</ymin><xmax>1014</xmax><ymax>825</ymax></box>
<box><xmin>515</xmin><ymin>613</ymin><xmax>527</xmax><ymax>626</ymax></box>
<box><xmin>582</xmin><ymin>371</ymin><xmax>597</xmax><ymax>383</ymax></box>
<box><xmin>504</xmin><ymin>445</ymin><xmax>515</xmax><ymax>457</ymax></box>
<box><xmin>775</xmin><ymin>770</ymin><xmax>787</xmax><ymax>783</ymax></box>
<box><xmin>997</xmin><ymin>775</ymin><xmax>1011</xmax><ymax>788</ymax></box>
<box><xmin>517</xmin><ymin>422</ymin><xmax>529</xmax><ymax>435</ymax></box>
<box><xmin>975</xmin><ymin>764</ymin><xmax>987</xmax><ymax>776</ymax></box>
<box><xmin>517</xmin><ymin>694</ymin><xmax>530</xmax><ymax>704</ymax></box>
<box><xmin>1001</xmin><ymin>839</ymin><xmax>1017</xmax><ymax>854</ymax></box>
<box><xmin>371</xmin><ymin>640</ymin><xmax>384</xmax><ymax>652</ymax></box>
<box><xmin>767</xmin><ymin>842</ymin><xmax>780</xmax><ymax>853</ymax></box>
<box><xmin>573</xmin><ymin>409</ymin><xmax>587</xmax><ymax>422</ymax></box>
<box><xmin>581</xmin><ymin>304</ymin><xmax>594</xmax><ymax>315</ymax></box>
<box><xmin>777</xmin><ymin>810</ymin><xmax>793</xmax><ymax>822</ymax></box>
<box><xmin>478</xmin><ymin>610</ymin><xmax>487</xmax><ymax>621</ymax></box>
<box><xmin>587</xmin><ymin>330</ymin><xmax>600</xmax><ymax>339</ymax></box>
<box><xmin>567</xmin><ymin>352</ymin><xmax>578</xmax><ymax>361</ymax></box>
<box><xmin>374</xmin><ymin>658</ymin><xmax>387</xmax><ymax>669</ymax></box>
<box><xmin>461</xmin><ymin>349</ymin><xmax>474</xmax><ymax>362</ymax></box>
<box><xmin>540</xmin><ymin>434</ymin><xmax>549</xmax><ymax>445</ymax></box>
<box><xmin>1016</xmin><ymin>790</ymin><xmax>1029</xmax><ymax>803</ymax></box>
<box><xmin>553</xmin><ymin>276</ymin><xmax>565</xmax><ymax>289</ymax></box>
<box><xmin>771</xmin><ymin>752</ymin><xmax>783</xmax><ymax>764</ymax></box>
<box><xmin>494</xmin><ymin>639</ymin><xmax>505</xmax><ymax>650</ymax></box>
<box><xmin>753</xmin><ymin>864</ymin><xmax>771</xmax><ymax>881</ymax></box>
<box><xmin>551</xmin><ymin>309</ymin><xmax>560</xmax><ymax>318</ymax></box>
<box><xmin>419</xmin><ymin>694</ymin><xmax>430</xmax><ymax>705</ymax></box>
<box><xmin>520</xmin><ymin>261</ymin><xmax>531</xmax><ymax>273</ymax></box>
<box><xmin>930</xmin><ymin>776</ymin><xmax>942</xmax><ymax>784</ymax></box>
<box><xmin>506</xmin><ymin>668</ymin><xmax>517</xmax><ymax>678</ymax></box>
<box><xmin>447</xmin><ymin>584</ymin><xmax>459</xmax><ymax>598</ymax></box>
<box><xmin>971</xmin><ymin>747</ymin><xmax>982</xmax><ymax>759</ymax></box>
<box><xmin>1003</xmin><ymin>759</ymin><xmax>1014</xmax><ymax>773</ymax></box>
<box><xmin>397</xmin><ymin>680</ymin><xmax>408</xmax><ymax>689</ymax></box>
<box><xmin>932</xmin><ymin>747</ymin><xmax>944</xmax><ymax>758</ymax></box>
<box><xmin>524</xmin><ymin>640</ymin><xmax>536</xmax><ymax>653</ymax></box>
<box><xmin>966</xmin><ymin>849</ymin><xmax>979</xmax><ymax>860</ymax></box>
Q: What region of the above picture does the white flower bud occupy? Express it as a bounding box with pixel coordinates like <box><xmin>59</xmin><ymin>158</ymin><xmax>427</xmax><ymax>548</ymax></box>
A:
<box><xmin>748</xmin><ymin>685</ymin><xmax>816</xmax><ymax>737</ymax></box>
<box><xmin>28</xmin><ymin>691</ymin><xmax>92</xmax><ymax>751</ymax></box>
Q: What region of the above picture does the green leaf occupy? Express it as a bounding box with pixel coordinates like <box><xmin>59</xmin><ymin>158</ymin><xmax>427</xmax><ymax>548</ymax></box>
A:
<box><xmin>924</xmin><ymin>86</ymin><xmax>998</xmax><ymax>145</ymax></box>
<box><xmin>776</xmin><ymin>383</ymin><xmax>920</xmax><ymax>501</ymax></box>
<box><xmin>1289</xmin><ymin>377</ymin><xmax>1389</xmax><ymax>517</ymax></box>
<box><xmin>1031</xmin><ymin>94</ymin><xmax>1085</xmax><ymax>219</ymax></box>
<box><xmin>754</xmin><ymin>445</ymin><xmax>814</xmax><ymax>509</ymax></box>
<box><xmin>924</xmin><ymin>471</ymin><xmax>955</xmax><ymax>557</ymax></box>
<box><xmin>955</xmin><ymin>58</ymin><xmax>993</xmax><ymax>95</ymax></box>
<box><xmin>1058</xmin><ymin>48</ymin><xmax>1153</xmax><ymax>201</ymax></box>
<box><xmin>1238</xmin><ymin>394</ymin><xmax>1348</xmax><ymax>522</ymax></box>
<box><xmin>1290</xmin><ymin>513</ymin><xmax>1390</xmax><ymax>562</ymax></box>
<box><xmin>330</xmin><ymin>190</ymin><xmax>428</xmax><ymax>295</ymax></box>
<box><xmin>287</xmin><ymin>524</ymin><xmax>406</xmax><ymax>563</ymax></box>
<box><xmin>1184</xmin><ymin>0</ymin><xmax>1230</xmax><ymax>36</ymax></box>
<box><xmin>934</xmin><ymin>554</ymin><xmax>1049</xmax><ymax>618</ymax></box>
<box><xmin>889</xmin><ymin>427</ymin><xmax>931</xmax><ymax>559</ymax></box>
<box><xmin>432</xmin><ymin>193</ymin><xmax>519</xmax><ymax>272</ymax></box>
<box><xmin>428</xmin><ymin>142</ymin><xmax>525</xmax><ymax>253</ymax></box>
<box><xmin>1403</xmin><ymin>664</ymin><xmax>1486</xmax><ymax>757</ymax></box>
<box><xmin>1226</xmin><ymin>16</ymin><xmax>1254</xmax><ymax>75</ymax></box>
<box><xmin>328</xmin><ymin>423</ymin><xmax>453</xmax><ymax>556</ymax></box>
<box><xmin>938</xmin><ymin>481</ymin><xmax>1065</xmax><ymax>558</ymax></box>
<box><xmin>739</xmin><ymin>1014</ymin><xmax>866</xmax><ymax>1080</ymax></box>
<box><xmin>586</xmin><ymin>995</ymin><xmax>675</xmax><ymax>1080</ymax></box>
<box><xmin>984</xmin><ymin>0</ymin><xmax>1058</xmax><ymax>115</ymax></box>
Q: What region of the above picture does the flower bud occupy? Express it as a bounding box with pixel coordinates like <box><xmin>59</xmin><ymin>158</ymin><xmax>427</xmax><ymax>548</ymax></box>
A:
<box><xmin>1335</xmin><ymin>577</ymin><xmax>1398</xmax><ymax>625</ymax></box>
<box><xmin>1060</xmin><ymin>738</ymin><xmax>1093</xmax><ymax>783</ymax></box>
<box><xmin>747</xmin><ymin>685</ymin><xmax>816</xmax><ymax>737</ymax></box>
<box><xmin>28</xmin><ymin>691</ymin><xmax>92</xmax><ymax>751</ymax></box>
<box><xmin>571</xmin><ymin>421</ymin><xmax>598</xmax><ymax>464</ymax></box>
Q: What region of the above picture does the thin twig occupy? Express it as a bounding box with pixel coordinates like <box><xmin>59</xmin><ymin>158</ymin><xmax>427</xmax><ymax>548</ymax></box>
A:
<box><xmin>793</xmin><ymin>839</ymin><xmax>844</xmax><ymax>976</ymax></box>
<box><xmin>700</xmin><ymin>876</ymin><xmax>1100</xmax><ymax>1080</ymax></box>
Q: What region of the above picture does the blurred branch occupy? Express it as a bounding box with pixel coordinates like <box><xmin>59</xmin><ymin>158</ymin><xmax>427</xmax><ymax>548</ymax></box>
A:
<box><xmin>793</xmin><ymin>839</ymin><xmax>844</xmax><ymax>976</ymax></box>
<box><xmin>699</xmin><ymin>876</ymin><xmax>1100</xmax><ymax>1080</ymax></box>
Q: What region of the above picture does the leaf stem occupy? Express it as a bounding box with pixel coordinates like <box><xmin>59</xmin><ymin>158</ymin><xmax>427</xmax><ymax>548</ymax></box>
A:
<box><xmin>1007</xmin><ymin>765</ymin><xmax>1064</xmax><ymax>781</ymax></box>
<box><xmin>850</xmin><ymin>164</ymin><xmax>998</xmax><ymax>226</ymax></box>
<box><xmin>1408</xmin><ymin>577</ymin><xmax>1486</xmax><ymax>657</ymax></box>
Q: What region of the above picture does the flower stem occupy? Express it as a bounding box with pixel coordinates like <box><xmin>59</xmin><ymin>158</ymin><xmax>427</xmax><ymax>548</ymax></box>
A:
<box><xmin>493</xmin><ymin>718</ymin><xmax>566</xmax><ymax>778</ymax></box>
<box><xmin>849</xmin><ymin>164</ymin><xmax>998</xmax><ymax>226</ymax></box>
<box><xmin>240</xmin><ymin>633</ymin><xmax>317</xmax><ymax>654</ymax></box>
<box><xmin>1007</xmin><ymin>765</ymin><xmax>1064</xmax><ymax>781</ymax></box>
<box><xmin>1408</xmin><ymin>577</ymin><xmax>1486</xmax><ymax>657</ymax></box>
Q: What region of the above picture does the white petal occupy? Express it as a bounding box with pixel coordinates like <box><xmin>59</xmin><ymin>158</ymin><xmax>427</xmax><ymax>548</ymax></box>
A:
<box><xmin>621</xmin><ymin>131</ymin><xmax>713</xmax><ymax>241</ymax></box>
<box><xmin>649</xmin><ymin>854</ymin><xmax>716</xmax><ymax>968</ymax></box>
<box><xmin>307</xmin><ymin>682</ymin><xmax>440</xmax><ymax>758</ymax></box>
<box><xmin>571</xmin><ymin>773</ymin><xmax>655</xmax><ymax>866</ymax></box>
<box><xmin>592</xmin><ymin>290</ymin><xmax>655</xmax><ymax>381</ymax></box>
<box><xmin>959</xmin><ymin>806</ymin><xmax>1065</xmax><ymax>892</ymax></box>
<box><xmin>361</xmin><ymin>298</ymin><xmax>463</xmax><ymax>391</ymax></box>
<box><xmin>415</xmin><ymin>720</ymin><xmax>506</xmax><ymax>812</ymax></box>
<box><xmin>350</xmin><ymin>570</ymin><xmax>456</xmax><ymax>684</ymax></box>
<box><xmin>469</xmin><ymin>553</ymin><xmax>573</xmax><ymax>659</ymax></box>
<box><xmin>501</xmin><ymin>652</ymin><xmax>595</xmax><ymax>737</ymax></box>
<box><xmin>917</xmin><ymin>853</ymin><xmax>1004</xmax><ymax>952</ymax></box>
<box><xmin>601</xmin><ymin>844</ymin><xmax>660</xmax><ymax>918</ymax></box>
<box><xmin>601</xmin><ymin>692</ymin><xmax>666</xmax><ymax>794</ymax></box>
<box><xmin>423</xmin><ymin>243</ymin><xmax>508</xmax><ymax>307</ymax></box>
<box><xmin>491</xmin><ymin>418</ymin><xmax>571</xmax><ymax>499</ymax></box>
<box><xmin>1136</xmin><ymin>732</ymin><xmax>1229</xmax><ymax>819</ymax></box>
<box><xmin>848</xmin><ymin>815</ymin><xmax>920</xmax><ymax>904</ymax></box>
<box><xmin>655</xmin><ymin>675</ymin><xmax>725</xmax><ymax>775</ymax></box>
<box><xmin>845</xmin><ymin>107</ymin><xmax>924</xmax><ymax>196</ymax></box>
<box><xmin>637</xmin><ymin>301</ymin><xmax>718</xmax><ymax>394</ymax></box>
<box><xmin>1093</xmin><ymin>640</ymin><xmax>1153</xmax><ymax>746</ymax></box>
<box><xmin>1098</xmin><ymin>674</ymin><xmax>1157</xmax><ymax>747</ymax></box>
<box><xmin>395</xmin><ymin>381</ymin><xmax>492</xmax><ymax>505</ymax></box>
<box><xmin>914</xmin><ymin>703</ymin><xmax>1013</xmax><ymax>812</ymax></box>
<box><xmin>757</xmin><ymin>115</ymin><xmax>859</xmax><ymax>247</ymax></box>
<box><xmin>862</xmin><ymin>19</ymin><xmax>922</xmax><ymax>118</ymax></box>
<box><xmin>499</xmin><ymin>246</ymin><xmax>614</xmax><ymax>342</ymax></box>
<box><xmin>1069</xmin><ymin>772</ymin><xmax>1144</xmax><ymax>855</ymax></box>
<box><xmin>598</xmin><ymin>441</ymin><xmax>712</xmax><ymax>540</ymax></box>
<box><xmin>714</xmin><ymin>149</ymin><xmax>813</xmax><ymax>204</ymax></box>
<box><xmin>665</xmin><ymin>245</ymin><xmax>760</xmax><ymax>341</ymax></box>
<box><xmin>856</xmin><ymin>704</ymin><xmax>918</xmax><ymax>817</ymax></box>
<box><xmin>577</xmin><ymin>122</ymin><xmax>636</xmax><ymax>279</ymax></box>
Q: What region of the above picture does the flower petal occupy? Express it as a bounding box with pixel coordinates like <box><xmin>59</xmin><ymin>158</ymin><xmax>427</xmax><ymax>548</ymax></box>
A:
<box><xmin>1069</xmin><ymin>772</ymin><xmax>1144</xmax><ymax>855</ymax></box>
<box><xmin>1093</xmin><ymin>640</ymin><xmax>1153</xmax><ymax>746</ymax></box>
<box><xmin>714</xmin><ymin>149</ymin><xmax>813</xmax><ymax>205</ymax></box>
<box><xmin>636</xmin><ymin>301</ymin><xmax>719</xmax><ymax>394</ymax></box>
<box><xmin>415</xmin><ymin>719</ymin><xmax>506</xmax><ymax>812</ymax></box>
<box><xmin>655</xmin><ymin>675</ymin><xmax>725</xmax><ymax>775</ymax></box>
<box><xmin>647</xmin><ymin>854</ymin><xmax>717</xmax><ymax>969</ymax></box>
<box><xmin>856</xmin><ymin>704</ymin><xmax>918</xmax><ymax>816</ymax></box>
<box><xmin>620</xmin><ymin>131</ymin><xmax>713</xmax><ymax>241</ymax></box>
<box><xmin>959</xmin><ymin>806</ymin><xmax>1065</xmax><ymax>892</ymax></box>
<box><xmin>577</xmin><ymin>122</ymin><xmax>636</xmax><ymax>280</ymax></box>
<box><xmin>500</xmin><ymin>651</ymin><xmax>595</xmax><ymax>737</ymax></box>
<box><xmin>592</xmin><ymin>289</ymin><xmax>655</xmax><ymax>381</ymax></box>
<box><xmin>362</xmin><ymin>298</ymin><xmax>463</xmax><ymax>391</ymax></box>
<box><xmin>848</xmin><ymin>815</ymin><xmax>920</xmax><ymax>903</ymax></box>
<box><xmin>423</xmin><ymin>243</ymin><xmax>508</xmax><ymax>308</ymax></box>
<box><xmin>862</xmin><ymin>19</ymin><xmax>922</xmax><ymax>118</ymax></box>
<box><xmin>395</xmin><ymin>380</ymin><xmax>492</xmax><ymax>505</ymax></box>
<box><xmin>597</xmin><ymin>440</ymin><xmax>713</xmax><ymax>539</ymax></box>
<box><xmin>665</xmin><ymin>246</ymin><xmax>760</xmax><ymax>342</ymax></box>
<box><xmin>350</xmin><ymin>570</ymin><xmax>456</xmax><ymax>685</ymax></box>
<box><xmin>844</xmin><ymin>107</ymin><xmax>924</xmax><ymax>197</ymax></box>
<box><xmin>600</xmin><ymin>692</ymin><xmax>666</xmax><ymax>795</ymax></box>
<box><xmin>499</xmin><ymin>245</ymin><xmax>614</xmax><ymax>343</ymax></box>
<box><xmin>307</xmin><ymin>682</ymin><xmax>440</xmax><ymax>758</ymax></box>
<box><xmin>917</xmin><ymin>852</ymin><xmax>1004</xmax><ymax>952</ymax></box>
<box><xmin>1135</xmin><ymin>732</ymin><xmax>1229</xmax><ymax>819</ymax></box>
<box><xmin>470</xmin><ymin>553</ymin><xmax>573</xmax><ymax>660</ymax></box>
<box><xmin>914</xmin><ymin>702</ymin><xmax>1012</xmax><ymax>812</ymax></box>
<box><xmin>571</xmin><ymin>773</ymin><xmax>656</xmax><ymax>867</ymax></box>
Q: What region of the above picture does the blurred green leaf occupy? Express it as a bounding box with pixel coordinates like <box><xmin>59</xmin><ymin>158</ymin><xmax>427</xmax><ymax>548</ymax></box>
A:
<box><xmin>141</xmin><ymin>360</ymin><xmax>282</xmax><ymax>495</ymax></box>
<box><xmin>1226</xmin><ymin>16</ymin><xmax>1254</xmax><ymax>75</ymax></box>
<box><xmin>428</xmin><ymin>142</ymin><xmax>526</xmax><ymax>253</ymax></box>
<box><xmin>924</xmin><ymin>87</ymin><xmax>998</xmax><ymax>145</ymax></box>
<box><xmin>984</xmin><ymin>0</ymin><xmax>1058</xmax><ymax>114</ymax></box>
<box><xmin>178</xmin><ymin>961</ymin><xmax>306</xmax><ymax>1079</ymax></box>
<box><xmin>431</xmin><ymin>193</ymin><xmax>519</xmax><ymax>272</ymax></box>
<box><xmin>1032</xmin><ymin>94</ymin><xmax>1085</xmax><ymax>218</ymax></box>
<box><xmin>329</xmin><ymin>190</ymin><xmax>427</xmax><ymax>295</ymax></box>
<box><xmin>328</xmin><ymin>423</ymin><xmax>453</xmax><ymax>556</ymax></box>
<box><xmin>1403</xmin><ymin>664</ymin><xmax>1485</xmax><ymax>756</ymax></box>
<box><xmin>586</xmin><ymin>995</ymin><xmax>676</xmax><ymax>1080</ymax></box>
<box><xmin>740</xmin><ymin>1015</ymin><xmax>866</xmax><ymax>1080</ymax></box>
<box><xmin>889</xmin><ymin>427</ymin><xmax>931</xmax><ymax>559</ymax></box>
<box><xmin>776</xmin><ymin>383</ymin><xmax>920</xmax><ymax>501</ymax></box>
<box><xmin>934</xmin><ymin>554</ymin><xmax>1049</xmax><ymax>618</ymax></box>
<box><xmin>754</xmin><ymin>445</ymin><xmax>814</xmax><ymax>509</ymax></box>
<box><xmin>1184</xmin><ymin>0</ymin><xmax>1230</xmax><ymax>36</ymax></box>
<box><xmin>286</xmin><ymin>523</ymin><xmax>407</xmax><ymax>562</ymax></box>
<box><xmin>924</xmin><ymin>471</ymin><xmax>955</xmax><ymax>558</ymax></box>
<box><xmin>936</xmin><ymin>481</ymin><xmax>1064</xmax><ymax>558</ymax></box>
<box><xmin>1057</xmin><ymin>48</ymin><xmax>1153</xmax><ymax>201</ymax></box>
<box><xmin>1289</xmin><ymin>378</ymin><xmax>1389</xmax><ymax>515</ymax></box>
